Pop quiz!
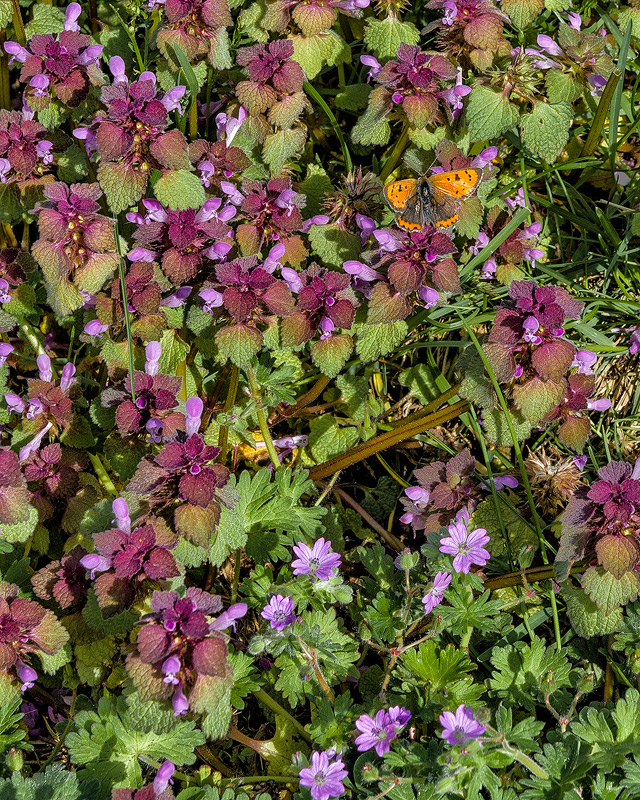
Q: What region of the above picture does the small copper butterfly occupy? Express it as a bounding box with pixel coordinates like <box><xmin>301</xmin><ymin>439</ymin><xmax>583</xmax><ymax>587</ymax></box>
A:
<box><xmin>383</xmin><ymin>169</ymin><xmax>481</xmax><ymax>231</ymax></box>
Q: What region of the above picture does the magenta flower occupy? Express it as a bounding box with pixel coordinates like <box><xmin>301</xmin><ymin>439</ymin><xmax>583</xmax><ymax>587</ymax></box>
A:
<box><xmin>291</xmin><ymin>538</ymin><xmax>341</xmax><ymax>581</ymax></box>
<box><xmin>422</xmin><ymin>571</ymin><xmax>452</xmax><ymax>614</ymax></box>
<box><xmin>156</xmin><ymin>0</ymin><xmax>233</xmax><ymax>66</ymax></box>
<box><xmin>439</xmin><ymin>704</ymin><xmax>486</xmax><ymax>745</ymax></box>
<box><xmin>354</xmin><ymin>710</ymin><xmax>395</xmax><ymax>756</ymax></box>
<box><xmin>439</xmin><ymin>510</ymin><xmax>490</xmax><ymax>574</ymax></box>
<box><xmin>235</xmin><ymin>40</ymin><xmax>305</xmax><ymax>116</ymax></box>
<box><xmin>298</xmin><ymin>751</ymin><xmax>348</xmax><ymax>800</ymax></box>
<box><xmin>153</xmin><ymin>761</ymin><xmax>175</xmax><ymax>794</ymax></box>
<box><xmin>261</xmin><ymin>595</ymin><xmax>296</xmax><ymax>631</ymax></box>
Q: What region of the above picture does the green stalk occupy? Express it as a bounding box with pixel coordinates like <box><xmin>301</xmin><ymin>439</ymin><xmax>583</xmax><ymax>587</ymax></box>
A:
<box><xmin>88</xmin><ymin>453</ymin><xmax>118</xmax><ymax>496</ymax></box>
<box><xmin>308</xmin><ymin>398</ymin><xmax>468</xmax><ymax>482</ymax></box>
<box><xmin>580</xmin><ymin>69</ymin><xmax>621</xmax><ymax>158</ymax></box>
<box><xmin>252</xmin><ymin>688</ymin><xmax>312</xmax><ymax>744</ymax></box>
<box><xmin>114</xmin><ymin>221</ymin><xmax>136</xmax><ymax>403</ymax></box>
<box><xmin>462</xmin><ymin>324</ymin><xmax>562</xmax><ymax>651</ymax></box>
<box><xmin>10</xmin><ymin>0</ymin><xmax>25</xmax><ymax>46</ymax></box>
<box><xmin>500</xmin><ymin>744</ymin><xmax>550</xmax><ymax>781</ymax></box>
<box><xmin>0</xmin><ymin>33</ymin><xmax>10</xmax><ymax>111</ymax></box>
<box><xmin>303</xmin><ymin>82</ymin><xmax>353</xmax><ymax>173</ymax></box>
<box><xmin>379</xmin><ymin>124</ymin><xmax>409</xmax><ymax>183</ymax></box>
<box><xmin>218</xmin><ymin>366</ymin><xmax>239</xmax><ymax>463</ymax></box>
<box><xmin>246</xmin><ymin>363</ymin><xmax>280</xmax><ymax>470</ymax></box>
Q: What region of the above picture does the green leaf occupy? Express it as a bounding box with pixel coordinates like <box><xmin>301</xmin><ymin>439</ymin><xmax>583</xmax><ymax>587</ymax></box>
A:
<box><xmin>67</xmin><ymin>693</ymin><xmax>205</xmax><ymax>798</ymax></box>
<box><xmin>104</xmin><ymin>434</ymin><xmax>148</xmax><ymax>482</ymax></box>
<box><xmin>335</xmin><ymin>83</ymin><xmax>372</xmax><ymax>111</ymax></box>
<box><xmin>308</xmin><ymin>415</ymin><xmax>359</xmax><ymax>462</ymax></box>
<box><xmin>0</xmin><ymin>1</ymin><xmax>11</xmax><ymax>28</ymax></box>
<box><xmin>481</xmin><ymin>407</ymin><xmax>531</xmax><ymax>446</ymax></box>
<box><xmin>472</xmin><ymin>498</ymin><xmax>538</xmax><ymax>560</ymax></box>
<box><xmin>618</xmin><ymin>7</ymin><xmax>640</xmax><ymax>39</ymax></box>
<box><xmin>308</xmin><ymin>223</ymin><xmax>361</xmax><ymax>268</ymax></box>
<box><xmin>229</xmin><ymin>650</ymin><xmax>261</xmax><ymax>710</ymax></box>
<box><xmin>24</xmin><ymin>3</ymin><xmax>65</xmax><ymax>35</ymax></box>
<box><xmin>61</xmin><ymin>414</ymin><xmax>95</xmax><ymax>449</ymax></box>
<box><xmin>1</xmin><ymin>504</ymin><xmax>38</xmax><ymax>543</ymax></box>
<box><xmin>216</xmin><ymin>324</ymin><xmax>263</xmax><ymax>366</ymax></box>
<box><xmin>0</xmin><ymin>765</ymin><xmax>97</xmax><ymax>800</ymax></box>
<box><xmin>97</xmin><ymin>162</ymin><xmax>148</xmax><ymax>215</ymax></box>
<box><xmin>545</xmin><ymin>70</ymin><xmax>583</xmax><ymax>104</ymax></box>
<box><xmin>208</xmin><ymin>27</ymin><xmax>233</xmax><ymax>70</ymax></box>
<box><xmin>210</xmin><ymin>504</ymin><xmax>248</xmax><ymax>567</ymax></box>
<box><xmin>299</xmin><ymin>164</ymin><xmax>334</xmax><ymax>217</ymax></box>
<box><xmin>582</xmin><ymin>566</ymin><xmax>640</xmax><ymax>615</ymax></box>
<box><xmin>290</xmin><ymin>31</ymin><xmax>350</xmax><ymax>80</ymax></box>
<box><xmin>262</xmin><ymin>128</ymin><xmax>307</xmax><ymax>177</ymax></box>
<box><xmin>0</xmin><ymin>183</ymin><xmax>21</xmax><ymax>224</ymax></box>
<box><xmin>157</xmin><ymin>329</ymin><xmax>189</xmax><ymax>374</ymax></box>
<box><xmin>154</xmin><ymin>169</ymin><xmax>206</xmax><ymax>210</ymax></box>
<box><xmin>466</xmin><ymin>86</ymin><xmax>518</xmax><ymax>142</ymax></box>
<box><xmin>572</xmin><ymin>689</ymin><xmax>640</xmax><ymax>773</ymax></box>
<box><xmin>0</xmin><ymin>675</ymin><xmax>26</xmax><ymax>759</ymax></box>
<box><xmin>82</xmin><ymin>589</ymin><xmax>137</xmax><ymax>636</ymax></box>
<box><xmin>520</xmin><ymin>101</ymin><xmax>572</xmax><ymax>164</ymax></box>
<box><xmin>311</xmin><ymin>334</ymin><xmax>353</xmax><ymax>378</ymax></box>
<box><xmin>354</xmin><ymin>320</ymin><xmax>408</xmax><ymax>363</ymax></box>
<box><xmin>562</xmin><ymin>583</ymin><xmax>623</xmax><ymax>638</ymax></box>
<box><xmin>488</xmin><ymin>635</ymin><xmax>572</xmax><ymax>711</ymax></box>
<box><xmin>500</xmin><ymin>0</ymin><xmax>544</xmax><ymax>28</ymax></box>
<box><xmin>363</xmin><ymin>16</ymin><xmax>420</xmax><ymax>61</ymax></box>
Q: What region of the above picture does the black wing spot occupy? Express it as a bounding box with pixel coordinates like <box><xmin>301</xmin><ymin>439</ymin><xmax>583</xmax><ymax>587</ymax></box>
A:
<box><xmin>454</xmin><ymin>173</ymin><xmax>460</xmax><ymax>180</ymax></box>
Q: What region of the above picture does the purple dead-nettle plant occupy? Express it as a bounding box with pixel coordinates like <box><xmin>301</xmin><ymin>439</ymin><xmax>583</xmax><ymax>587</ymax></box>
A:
<box><xmin>31</xmin><ymin>182</ymin><xmax>119</xmax><ymax>315</ymax></box>
<box><xmin>542</xmin><ymin>373</ymin><xmax>611</xmax><ymax>451</ymax></box>
<box><xmin>483</xmin><ymin>279</ymin><xmax>584</xmax><ymax>418</ymax></box>
<box><xmin>0</xmin><ymin>110</ymin><xmax>54</xmax><ymax>186</ymax></box>
<box><xmin>80</xmin><ymin>497</ymin><xmax>179</xmax><ymax>616</ymax></box>
<box><xmin>189</xmin><ymin>107</ymin><xmax>252</xmax><ymax>191</ymax></box>
<box><xmin>128</xmin><ymin>198</ymin><xmax>235</xmax><ymax>285</ymax></box>
<box><xmin>235</xmin><ymin>40</ymin><xmax>307</xmax><ymax>123</ymax></box>
<box><xmin>400</xmin><ymin>448</ymin><xmax>497</xmax><ymax>534</ymax></box>
<box><xmin>31</xmin><ymin>545</ymin><xmax>91</xmax><ymax>610</ymax></box>
<box><xmin>101</xmin><ymin>360</ymin><xmax>185</xmax><ymax>440</ymax></box>
<box><xmin>364</xmin><ymin>44</ymin><xmax>461</xmax><ymax>133</ymax></box>
<box><xmin>0</xmin><ymin>581</ymin><xmax>68</xmax><ymax>691</ymax></box>
<box><xmin>156</xmin><ymin>0</ymin><xmax>233</xmax><ymax>66</ymax></box>
<box><xmin>4</xmin><ymin>3</ymin><xmax>103</xmax><ymax>111</ymax></box>
<box><xmin>353</xmin><ymin>226</ymin><xmax>460</xmax><ymax>324</ymax></box>
<box><xmin>424</xmin><ymin>0</ymin><xmax>511</xmax><ymax>70</ymax></box>
<box><xmin>23</xmin><ymin>442</ymin><xmax>88</xmax><ymax>520</ymax></box>
<box><xmin>75</xmin><ymin>60</ymin><xmax>188</xmax><ymax>212</ymax></box>
<box><xmin>125</xmin><ymin>587</ymin><xmax>246</xmax><ymax>718</ymax></box>
<box><xmin>228</xmin><ymin>178</ymin><xmax>307</xmax><ymax>261</ymax></box>
<box><xmin>127</xmin><ymin>434</ymin><xmax>235</xmax><ymax>547</ymax></box>
<box><xmin>535</xmin><ymin>22</ymin><xmax>614</xmax><ymax>96</ymax></box>
<box><xmin>281</xmin><ymin>264</ymin><xmax>358</xmax><ymax>348</ymax></box>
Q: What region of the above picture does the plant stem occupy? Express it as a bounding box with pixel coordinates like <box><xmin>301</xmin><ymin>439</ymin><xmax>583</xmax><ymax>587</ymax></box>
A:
<box><xmin>114</xmin><ymin>221</ymin><xmax>136</xmax><ymax>403</ymax></box>
<box><xmin>189</xmin><ymin>100</ymin><xmax>198</xmax><ymax>139</ymax></box>
<box><xmin>39</xmin><ymin>688</ymin><xmax>77</xmax><ymax>771</ymax></box>
<box><xmin>462</xmin><ymin>324</ymin><xmax>562</xmax><ymax>651</ymax></box>
<box><xmin>253</xmin><ymin>688</ymin><xmax>312</xmax><ymax>744</ymax></box>
<box><xmin>313</xmin><ymin>470</ymin><xmax>341</xmax><ymax>506</ymax></box>
<box><xmin>195</xmin><ymin>745</ymin><xmax>234</xmax><ymax>777</ymax></box>
<box><xmin>379</xmin><ymin>124</ymin><xmax>409</xmax><ymax>183</ymax></box>
<box><xmin>219</xmin><ymin>776</ymin><xmax>298</xmax><ymax>787</ymax></box>
<box><xmin>88</xmin><ymin>453</ymin><xmax>118</xmax><ymax>496</ymax></box>
<box><xmin>0</xmin><ymin>33</ymin><xmax>10</xmax><ymax>111</ymax></box>
<box><xmin>274</xmin><ymin>374</ymin><xmax>331</xmax><ymax>422</ymax></box>
<box><xmin>500</xmin><ymin>743</ymin><xmax>549</xmax><ymax>781</ymax></box>
<box><xmin>308</xmin><ymin>399</ymin><xmax>468</xmax><ymax>481</ymax></box>
<box><xmin>218</xmin><ymin>366</ymin><xmax>239</xmax><ymax>462</ymax></box>
<box><xmin>333</xmin><ymin>487</ymin><xmax>403</xmax><ymax>551</ymax></box>
<box><xmin>230</xmin><ymin>548</ymin><xmax>241</xmax><ymax>603</ymax></box>
<box><xmin>303</xmin><ymin>82</ymin><xmax>353</xmax><ymax>172</ymax></box>
<box><xmin>10</xmin><ymin>0</ymin><xmax>25</xmax><ymax>46</ymax></box>
<box><xmin>246</xmin><ymin>363</ymin><xmax>280</xmax><ymax>470</ymax></box>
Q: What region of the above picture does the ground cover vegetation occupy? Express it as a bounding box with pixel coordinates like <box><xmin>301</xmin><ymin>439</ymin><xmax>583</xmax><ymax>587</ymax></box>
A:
<box><xmin>0</xmin><ymin>0</ymin><xmax>640</xmax><ymax>797</ymax></box>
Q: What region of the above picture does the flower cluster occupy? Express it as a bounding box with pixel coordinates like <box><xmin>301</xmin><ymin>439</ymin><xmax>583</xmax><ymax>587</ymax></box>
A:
<box><xmin>76</xmin><ymin>61</ymin><xmax>188</xmax><ymax>212</ymax></box>
<box><xmin>0</xmin><ymin>110</ymin><xmax>53</xmax><ymax>186</ymax></box>
<box><xmin>4</xmin><ymin>3</ymin><xmax>102</xmax><ymax>111</ymax></box>
<box><xmin>235</xmin><ymin>40</ymin><xmax>306</xmax><ymax>121</ymax></box>
<box><xmin>31</xmin><ymin>182</ymin><xmax>118</xmax><ymax>315</ymax></box>
<box><xmin>425</xmin><ymin>0</ymin><xmax>510</xmax><ymax>70</ymax></box>
<box><xmin>128</xmin><ymin>434</ymin><xmax>233</xmax><ymax>546</ymax></box>
<box><xmin>354</xmin><ymin>706</ymin><xmax>411</xmax><ymax>756</ymax></box>
<box><xmin>128</xmin><ymin>198</ymin><xmax>234</xmax><ymax>285</ymax></box>
<box><xmin>0</xmin><ymin>581</ymin><xmax>69</xmax><ymax>689</ymax></box>
<box><xmin>80</xmin><ymin>498</ymin><xmax>179</xmax><ymax>616</ymax></box>
<box><xmin>473</xmin><ymin>208</ymin><xmax>544</xmax><ymax>282</ymax></box>
<box><xmin>156</xmin><ymin>0</ymin><xmax>233</xmax><ymax>66</ymax></box>
<box><xmin>126</xmin><ymin>587</ymin><xmax>245</xmax><ymax>716</ymax></box>
<box><xmin>559</xmin><ymin>459</ymin><xmax>640</xmax><ymax>586</ymax></box>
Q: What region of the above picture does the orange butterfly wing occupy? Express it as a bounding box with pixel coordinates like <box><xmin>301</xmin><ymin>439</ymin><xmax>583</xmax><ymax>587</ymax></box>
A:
<box><xmin>384</xmin><ymin>179</ymin><xmax>418</xmax><ymax>211</ymax></box>
<box><xmin>426</xmin><ymin>168</ymin><xmax>481</xmax><ymax>198</ymax></box>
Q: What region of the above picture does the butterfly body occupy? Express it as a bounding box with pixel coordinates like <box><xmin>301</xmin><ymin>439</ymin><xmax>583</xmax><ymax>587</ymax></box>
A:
<box><xmin>384</xmin><ymin>169</ymin><xmax>481</xmax><ymax>231</ymax></box>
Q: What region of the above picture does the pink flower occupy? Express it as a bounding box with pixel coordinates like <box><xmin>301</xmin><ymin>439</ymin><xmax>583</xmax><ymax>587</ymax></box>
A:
<box><xmin>439</xmin><ymin>509</ymin><xmax>490</xmax><ymax>574</ymax></box>
<box><xmin>291</xmin><ymin>538</ymin><xmax>341</xmax><ymax>581</ymax></box>
<box><xmin>440</xmin><ymin>704</ymin><xmax>486</xmax><ymax>745</ymax></box>
<box><xmin>422</xmin><ymin>571</ymin><xmax>452</xmax><ymax>614</ymax></box>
